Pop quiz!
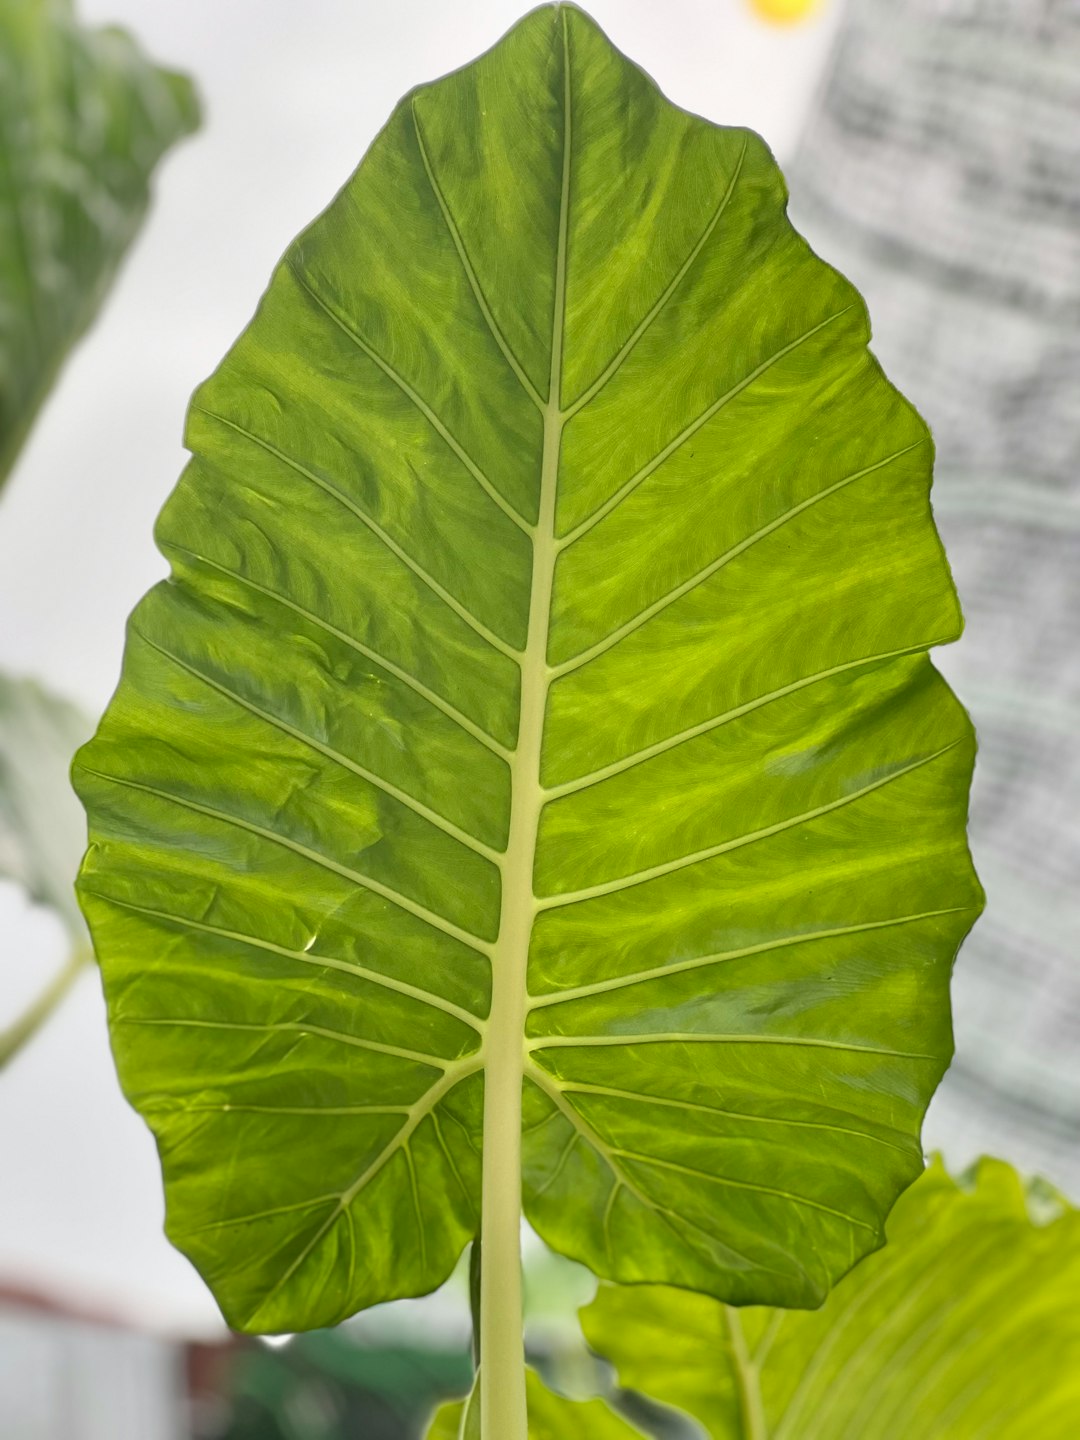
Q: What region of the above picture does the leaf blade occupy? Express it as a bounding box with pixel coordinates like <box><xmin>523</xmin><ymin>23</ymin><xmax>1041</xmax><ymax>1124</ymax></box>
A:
<box><xmin>75</xmin><ymin>3</ymin><xmax>981</xmax><ymax>1331</ymax></box>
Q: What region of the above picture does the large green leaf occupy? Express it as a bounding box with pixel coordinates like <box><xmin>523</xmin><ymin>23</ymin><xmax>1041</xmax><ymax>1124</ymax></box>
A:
<box><xmin>426</xmin><ymin>1369</ymin><xmax>644</xmax><ymax>1440</ymax></box>
<box><xmin>0</xmin><ymin>673</ymin><xmax>92</xmax><ymax>1065</ymax></box>
<box><xmin>583</xmin><ymin>1158</ymin><xmax>1080</xmax><ymax>1439</ymax></box>
<box><xmin>74</xmin><ymin>1</ymin><xmax>980</xmax><ymax>1338</ymax></box>
<box><xmin>0</xmin><ymin>0</ymin><xmax>198</xmax><ymax>488</ymax></box>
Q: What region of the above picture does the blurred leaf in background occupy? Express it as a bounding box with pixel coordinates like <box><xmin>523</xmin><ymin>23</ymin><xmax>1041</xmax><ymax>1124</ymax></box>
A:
<box><xmin>217</xmin><ymin>1330</ymin><xmax>473</xmax><ymax>1440</ymax></box>
<box><xmin>0</xmin><ymin>0</ymin><xmax>199</xmax><ymax>1063</ymax></box>
<box><xmin>584</xmin><ymin>1157</ymin><xmax>1080</xmax><ymax>1439</ymax></box>
<box><xmin>0</xmin><ymin>673</ymin><xmax>93</xmax><ymax>1064</ymax></box>
<box><xmin>0</xmin><ymin>673</ymin><xmax>88</xmax><ymax>936</ymax></box>
<box><xmin>0</xmin><ymin>0</ymin><xmax>199</xmax><ymax>491</ymax></box>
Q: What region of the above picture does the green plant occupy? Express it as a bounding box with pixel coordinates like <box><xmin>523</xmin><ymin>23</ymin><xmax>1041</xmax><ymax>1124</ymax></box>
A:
<box><xmin>583</xmin><ymin>1158</ymin><xmax>1080</xmax><ymax>1439</ymax></box>
<box><xmin>73</xmin><ymin>6</ymin><xmax>981</xmax><ymax>1437</ymax></box>
<box><xmin>0</xmin><ymin>0</ymin><xmax>198</xmax><ymax>1062</ymax></box>
<box><xmin>0</xmin><ymin>674</ymin><xmax>91</xmax><ymax>1063</ymax></box>
<box><xmin>0</xmin><ymin>0</ymin><xmax>198</xmax><ymax>489</ymax></box>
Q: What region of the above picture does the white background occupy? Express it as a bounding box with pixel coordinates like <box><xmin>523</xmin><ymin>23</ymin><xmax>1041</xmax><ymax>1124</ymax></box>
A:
<box><xmin>0</xmin><ymin>0</ymin><xmax>842</xmax><ymax>1335</ymax></box>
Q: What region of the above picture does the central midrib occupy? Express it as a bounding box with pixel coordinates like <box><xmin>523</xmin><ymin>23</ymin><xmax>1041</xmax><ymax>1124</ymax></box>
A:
<box><xmin>476</xmin><ymin>15</ymin><xmax>572</xmax><ymax>1438</ymax></box>
<box><xmin>477</xmin><ymin>404</ymin><xmax>561</xmax><ymax>1431</ymax></box>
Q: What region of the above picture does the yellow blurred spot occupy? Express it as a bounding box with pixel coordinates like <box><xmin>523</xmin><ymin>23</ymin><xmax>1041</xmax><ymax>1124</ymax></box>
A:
<box><xmin>749</xmin><ymin>0</ymin><xmax>821</xmax><ymax>24</ymax></box>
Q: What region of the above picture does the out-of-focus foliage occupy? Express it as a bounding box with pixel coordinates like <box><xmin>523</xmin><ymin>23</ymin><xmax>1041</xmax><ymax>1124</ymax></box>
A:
<box><xmin>0</xmin><ymin>673</ymin><xmax>92</xmax><ymax>1065</ymax></box>
<box><xmin>0</xmin><ymin>1</ymin><xmax>197</xmax><ymax>1060</ymax></box>
<box><xmin>584</xmin><ymin>1158</ymin><xmax>1080</xmax><ymax>1439</ymax></box>
<box><xmin>0</xmin><ymin>0</ymin><xmax>199</xmax><ymax>488</ymax></box>
<box><xmin>212</xmin><ymin>1330</ymin><xmax>472</xmax><ymax>1440</ymax></box>
<box><xmin>0</xmin><ymin>672</ymin><xmax>88</xmax><ymax>933</ymax></box>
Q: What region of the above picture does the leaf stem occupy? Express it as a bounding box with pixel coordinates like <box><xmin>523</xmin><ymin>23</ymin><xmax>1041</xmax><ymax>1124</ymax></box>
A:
<box><xmin>0</xmin><ymin>945</ymin><xmax>92</xmax><ymax>1069</ymax></box>
<box><xmin>724</xmin><ymin>1305</ymin><xmax>768</xmax><ymax>1440</ymax></box>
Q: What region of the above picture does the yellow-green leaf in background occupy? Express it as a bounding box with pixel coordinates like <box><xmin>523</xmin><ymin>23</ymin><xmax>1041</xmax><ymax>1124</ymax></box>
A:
<box><xmin>584</xmin><ymin>1158</ymin><xmax>1080</xmax><ymax>1440</ymax></box>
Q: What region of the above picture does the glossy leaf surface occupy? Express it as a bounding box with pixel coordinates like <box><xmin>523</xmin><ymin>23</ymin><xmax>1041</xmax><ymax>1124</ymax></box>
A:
<box><xmin>75</xmin><ymin>3</ymin><xmax>980</xmax><ymax>1332</ymax></box>
<box><xmin>426</xmin><ymin>1368</ymin><xmax>644</xmax><ymax>1440</ymax></box>
<box><xmin>584</xmin><ymin>1158</ymin><xmax>1080</xmax><ymax>1439</ymax></box>
<box><xmin>0</xmin><ymin>0</ymin><xmax>198</xmax><ymax>488</ymax></box>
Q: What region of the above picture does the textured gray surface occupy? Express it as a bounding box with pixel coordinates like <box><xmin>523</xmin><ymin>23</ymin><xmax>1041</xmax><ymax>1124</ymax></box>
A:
<box><xmin>789</xmin><ymin>0</ymin><xmax>1080</xmax><ymax>1188</ymax></box>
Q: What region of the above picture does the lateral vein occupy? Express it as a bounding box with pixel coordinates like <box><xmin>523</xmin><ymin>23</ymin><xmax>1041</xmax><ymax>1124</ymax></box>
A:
<box><xmin>411</xmin><ymin>101</ymin><xmax>546</xmax><ymax>411</ymax></box>
<box><xmin>525</xmin><ymin>1062</ymin><xmax>769</xmax><ymax>1275</ymax></box>
<box><xmin>536</xmin><ymin>742</ymin><xmax>963</xmax><ymax>910</ymax></box>
<box><xmin>244</xmin><ymin>1063</ymin><xmax>479</xmax><ymax>1328</ymax></box>
<box><xmin>528</xmin><ymin>1034</ymin><xmax>938</xmax><ymax>1060</ymax></box>
<box><xmin>404</xmin><ymin>1142</ymin><xmax>427</xmax><ymax>1269</ymax></box>
<box><xmin>532</xmin><ymin>1129</ymin><xmax>578</xmax><ymax>1197</ymax></box>
<box><xmin>526</xmin><ymin>908</ymin><xmax>968</xmax><ymax>1007</ymax></box>
<box><xmin>161</xmin><ymin>542</ymin><xmax>513</xmax><ymax>759</ymax></box>
<box><xmin>552</xmin><ymin>442</ymin><xmax>924</xmax><ymax>678</ymax></box>
<box><xmin>526</xmin><ymin>1064</ymin><xmax>691</xmax><ymax>1235</ymax></box>
<box><xmin>610</xmin><ymin>1146</ymin><xmax>877</xmax><ymax>1232</ymax></box>
<box><xmin>87</xmin><ymin>890</ymin><xmax>486</xmax><ymax>1032</ymax></box>
<box><xmin>119</xmin><ymin>1015</ymin><xmax>450</xmax><ymax>1067</ymax></box>
<box><xmin>542</xmin><ymin>640</ymin><xmax>953</xmax><ymax>800</ymax></box>
<box><xmin>135</xmin><ymin>625</ymin><xmax>504</xmax><ymax>864</ymax></box>
<box><xmin>562</xmin><ymin>133</ymin><xmax>749</xmax><ymax>419</ymax></box>
<box><xmin>192</xmin><ymin>405</ymin><xmax>522</xmax><ymax>659</ymax></box>
<box><xmin>288</xmin><ymin>260</ymin><xmax>534</xmax><ymax>534</ymax></box>
<box><xmin>79</xmin><ymin>765</ymin><xmax>495</xmax><ymax>954</ymax></box>
<box><xmin>181</xmin><ymin>1194</ymin><xmax>342</xmax><ymax>1237</ymax></box>
<box><xmin>551</xmin><ymin>1080</ymin><xmax>914</xmax><ymax>1155</ymax></box>
<box><xmin>174</xmin><ymin>1103</ymin><xmax>412</xmax><ymax>1118</ymax></box>
<box><xmin>431</xmin><ymin>1112</ymin><xmax>476</xmax><ymax>1221</ymax></box>
<box><xmin>557</xmin><ymin>306</ymin><xmax>854</xmax><ymax>549</ymax></box>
